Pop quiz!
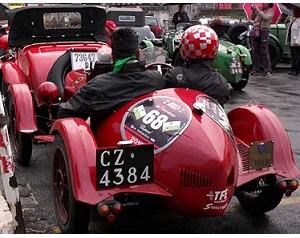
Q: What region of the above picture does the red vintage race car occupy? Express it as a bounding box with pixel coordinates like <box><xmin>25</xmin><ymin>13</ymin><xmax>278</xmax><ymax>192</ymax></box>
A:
<box><xmin>0</xmin><ymin>5</ymin><xmax>299</xmax><ymax>234</ymax></box>
<box><xmin>50</xmin><ymin>83</ymin><xmax>299</xmax><ymax>233</ymax></box>
<box><xmin>0</xmin><ymin>5</ymin><xmax>112</xmax><ymax>165</ymax></box>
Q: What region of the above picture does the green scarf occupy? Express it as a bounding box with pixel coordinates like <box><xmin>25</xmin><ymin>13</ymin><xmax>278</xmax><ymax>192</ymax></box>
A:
<box><xmin>113</xmin><ymin>55</ymin><xmax>137</xmax><ymax>73</ymax></box>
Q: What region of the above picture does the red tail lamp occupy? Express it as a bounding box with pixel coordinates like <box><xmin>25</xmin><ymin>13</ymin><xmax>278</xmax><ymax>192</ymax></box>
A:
<box><xmin>97</xmin><ymin>204</ymin><xmax>110</xmax><ymax>217</ymax></box>
<box><xmin>112</xmin><ymin>203</ymin><xmax>123</xmax><ymax>215</ymax></box>
<box><xmin>278</xmin><ymin>181</ymin><xmax>288</xmax><ymax>192</ymax></box>
<box><xmin>37</xmin><ymin>82</ymin><xmax>59</xmax><ymax>104</ymax></box>
<box><xmin>107</xmin><ymin>213</ymin><xmax>116</xmax><ymax>223</ymax></box>
<box><xmin>288</xmin><ymin>180</ymin><xmax>299</xmax><ymax>191</ymax></box>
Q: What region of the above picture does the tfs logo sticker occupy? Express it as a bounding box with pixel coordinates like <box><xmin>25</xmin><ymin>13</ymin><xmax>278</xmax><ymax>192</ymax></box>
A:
<box><xmin>206</xmin><ymin>189</ymin><xmax>228</xmax><ymax>203</ymax></box>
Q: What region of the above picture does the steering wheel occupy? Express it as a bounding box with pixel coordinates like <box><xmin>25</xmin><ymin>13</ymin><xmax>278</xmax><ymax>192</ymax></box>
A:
<box><xmin>145</xmin><ymin>62</ymin><xmax>174</xmax><ymax>75</ymax></box>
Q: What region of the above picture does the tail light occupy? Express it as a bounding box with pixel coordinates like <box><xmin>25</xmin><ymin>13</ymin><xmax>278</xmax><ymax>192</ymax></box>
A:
<box><xmin>112</xmin><ymin>203</ymin><xmax>123</xmax><ymax>215</ymax></box>
<box><xmin>97</xmin><ymin>204</ymin><xmax>110</xmax><ymax>217</ymax></box>
<box><xmin>107</xmin><ymin>213</ymin><xmax>116</xmax><ymax>223</ymax></box>
<box><xmin>288</xmin><ymin>180</ymin><xmax>298</xmax><ymax>191</ymax></box>
<box><xmin>278</xmin><ymin>181</ymin><xmax>288</xmax><ymax>192</ymax></box>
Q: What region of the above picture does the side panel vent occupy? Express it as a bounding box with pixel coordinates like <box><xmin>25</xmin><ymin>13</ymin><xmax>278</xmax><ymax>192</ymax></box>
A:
<box><xmin>237</xmin><ymin>142</ymin><xmax>250</xmax><ymax>171</ymax></box>
<box><xmin>180</xmin><ymin>168</ymin><xmax>212</xmax><ymax>188</ymax></box>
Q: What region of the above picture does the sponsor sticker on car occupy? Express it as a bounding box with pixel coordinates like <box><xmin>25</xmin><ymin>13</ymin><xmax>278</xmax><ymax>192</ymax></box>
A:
<box><xmin>203</xmin><ymin>189</ymin><xmax>229</xmax><ymax>210</ymax></box>
<box><xmin>121</xmin><ymin>96</ymin><xmax>192</xmax><ymax>154</ymax></box>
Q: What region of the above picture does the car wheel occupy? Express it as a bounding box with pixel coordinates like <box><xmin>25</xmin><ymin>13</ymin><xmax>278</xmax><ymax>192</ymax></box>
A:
<box><xmin>227</xmin><ymin>23</ymin><xmax>250</xmax><ymax>44</ymax></box>
<box><xmin>230</xmin><ymin>65</ymin><xmax>250</xmax><ymax>91</ymax></box>
<box><xmin>52</xmin><ymin>134</ymin><xmax>90</xmax><ymax>234</ymax></box>
<box><xmin>235</xmin><ymin>175</ymin><xmax>283</xmax><ymax>214</ymax></box>
<box><xmin>6</xmin><ymin>91</ymin><xmax>32</xmax><ymax>166</ymax></box>
<box><xmin>230</xmin><ymin>79</ymin><xmax>248</xmax><ymax>91</ymax></box>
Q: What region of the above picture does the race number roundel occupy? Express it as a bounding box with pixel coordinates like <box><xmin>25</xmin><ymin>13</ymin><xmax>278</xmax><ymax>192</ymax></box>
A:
<box><xmin>120</xmin><ymin>96</ymin><xmax>192</xmax><ymax>154</ymax></box>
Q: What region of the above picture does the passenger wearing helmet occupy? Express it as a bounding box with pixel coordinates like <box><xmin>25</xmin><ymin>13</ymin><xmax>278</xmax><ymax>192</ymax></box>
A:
<box><xmin>105</xmin><ymin>20</ymin><xmax>117</xmax><ymax>47</ymax></box>
<box><xmin>165</xmin><ymin>25</ymin><xmax>230</xmax><ymax>105</ymax></box>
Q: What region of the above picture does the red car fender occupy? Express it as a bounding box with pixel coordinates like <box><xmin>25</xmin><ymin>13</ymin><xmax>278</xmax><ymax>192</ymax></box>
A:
<box><xmin>9</xmin><ymin>84</ymin><xmax>37</xmax><ymax>133</ymax></box>
<box><xmin>2</xmin><ymin>62</ymin><xmax>28</xmax><ymax>85</ymax></box>
<box><xmin>51</xmin><ymin>118</ymin><xmax>172</xmax><ymax>205</ymax></box>
<box><xmin>228</xmin><ymin>104</ymin><xmax>299</xmax><ymax>187</ymax></box>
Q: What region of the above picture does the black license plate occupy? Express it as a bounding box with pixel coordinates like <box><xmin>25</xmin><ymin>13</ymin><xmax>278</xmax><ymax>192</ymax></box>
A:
<box><xmin>96</xmin><ymin>144</ymin><xmax>154</xmax><ymax>189</ymax></box>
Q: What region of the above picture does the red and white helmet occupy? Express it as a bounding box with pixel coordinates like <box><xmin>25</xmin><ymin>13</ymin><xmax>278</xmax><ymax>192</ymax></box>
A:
<box><xmin>180</xmin><ymin>25</ymin><xmax>219</xmax><ymax>60</ymax></box>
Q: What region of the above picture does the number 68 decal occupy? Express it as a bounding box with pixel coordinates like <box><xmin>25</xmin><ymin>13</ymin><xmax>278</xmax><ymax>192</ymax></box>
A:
<box><xmin>141</xmin><ymin>109</ymin><xmax>169</xmax><ymax>130</ymax></box>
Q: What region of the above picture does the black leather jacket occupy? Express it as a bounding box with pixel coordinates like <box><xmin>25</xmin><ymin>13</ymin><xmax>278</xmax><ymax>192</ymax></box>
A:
<box><xmin>57</xmin><ymin>61</ymin><xmax>166</xmax><ymax>120</ymax></box>
<box><xmin>165</xmin><ymin>60</ymin><xmax>230</xmax><ymax>105</ymax></box>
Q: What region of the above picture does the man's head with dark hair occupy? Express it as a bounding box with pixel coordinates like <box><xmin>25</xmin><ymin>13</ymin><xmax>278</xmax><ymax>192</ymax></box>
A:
<box><xmin>111</xmin><ymin>27</ymin><xmax>139</xmax><ymax>60</ymax></box>
<box><xmin>179</xmin><ymin>4</ymin><xmax>185</xmax><ymax>13</ymax></box>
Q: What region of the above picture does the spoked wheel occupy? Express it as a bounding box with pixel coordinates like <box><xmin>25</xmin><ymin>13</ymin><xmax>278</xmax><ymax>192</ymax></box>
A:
<box><xmin>4</xmin><ymin>89</ymin><xmax>32</xmax><ymax>166</ymax></box>
<box><xmin>52</xmin><ymin>135</ymin><xmax>90</xmax><ymax>233</ymax></box>
<box><xmin>235</xmin><ymin>175</ymin><xmax>283</xmax><ymax>214</ymax></box>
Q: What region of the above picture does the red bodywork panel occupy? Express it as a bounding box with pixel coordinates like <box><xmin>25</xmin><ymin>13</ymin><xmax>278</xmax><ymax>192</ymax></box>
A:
<box><xmin>2</xmin><ymin>62</ymin><xmax>28</xmax><ymax>85</ymax></box>
<box><xmin>228</xmin><ymin>104</ymin><xmax>299</xmax><ymax>186</ymax></box>
<box><xmin>14</xmin><ymin>42</ymin><xmax>103</xmax><ymax>93</ymax></box>
<box><xmin>52</xmin><ymin>88</ymin><xmax>238</xmax><ymax>217</ymax></box>
<box><xmin>51</xmin><ymin>118</ymin><xmax>172</xmax><ymax>205</ymax></box>
<box><xmin>9</xmin><ymin>84</ymin><xmax>37</xmax><ymax>133</ymax></box>
<box><xmin>2</xmin><ymin>42</ymin><xmax>106</xmax><ymax>134</ymax></box>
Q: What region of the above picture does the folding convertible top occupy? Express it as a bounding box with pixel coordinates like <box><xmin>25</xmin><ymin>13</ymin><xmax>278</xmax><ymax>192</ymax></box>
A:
<box><xmin>8</xmin><ymin>5</ymin><xmax>106</xmax><ymax>47</ymax></box>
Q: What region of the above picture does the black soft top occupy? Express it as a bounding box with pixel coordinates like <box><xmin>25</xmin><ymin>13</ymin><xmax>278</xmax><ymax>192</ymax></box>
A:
<box><xmin>8</xmin><ymin>5</ymin><xmax>106</xmax><ymax>48</ymax></box>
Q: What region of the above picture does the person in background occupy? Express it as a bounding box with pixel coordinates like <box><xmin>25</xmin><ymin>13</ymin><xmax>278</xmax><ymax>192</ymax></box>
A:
<box><xmin>250</xmin><ymin>3</ymin><xmax>274</xmax><ymax>76</ymax></box>
<box><xmin>172</xmin><ymin>4</ymin><xmax>190</xmax><ymax>27</ymax></box>
<box><xmin>105</xmin><ymin>20</ymin><xmax>117</xmax><ymax>47</ymax></box>
<box><xmin>165</xmin><ymin>25</ymin><xmax>229</xmax><ymax>106</ymax></box>
<box><xmin>57</xmin><ymin>28</ymin><xmax>165</xmax><ymax>124</ymax></box>
<box><xmin>286</xmin><ymin>7</ymin><xmax>300</xmax><ymax>76</ymax></box>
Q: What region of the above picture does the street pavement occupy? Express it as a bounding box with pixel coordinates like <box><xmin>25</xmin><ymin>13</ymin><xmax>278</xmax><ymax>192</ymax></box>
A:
<box><xmin>5</xmin><ymin>69</ymin><xmax>300</xmax><ymax>233</ymax></box>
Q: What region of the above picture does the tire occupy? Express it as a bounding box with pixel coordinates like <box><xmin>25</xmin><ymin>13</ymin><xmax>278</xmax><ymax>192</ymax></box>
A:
<box><xmin>240</xmin><ymin>38</ymin><xmax>251</xmax><ymax>50</ymax></box>
<box><xmin>230</xmin><ymin>65</ymin><xmax>250</xmax><ymax>91</ymax></box>
<box><xmin>268</xmin><ymin>40</ymin><xmax>281</xmax><ymax>68</ymax></box>
<box><xmin>6</xmin><ymin>91</ymin><xmax>32</xmax><ymax>166</ymax></box>
<box><xmin>227</xmin><ymin>23</ymin><xmax>250</xmax><ymax>44</ymax></box>
<box><xmin>47</xmin><ymin>51</ymin><xmax>71</xmax><ymax>97</ymax></box>
<box><xmin>236</xmin><ymin>175</ymin><xmax>283</xmax><ymax>214</ymax></box>
<box><xmin>172</xmin><ymin>50</ymin><xmax>184</xmax><ymax>67</ymax></box>
<box><xmin>52</xmin><ymin>134</ymin><xmax>90</xmax><ymax>233</ymax></box>
<box><xmin>230</xmin><ymin>79</ymin><xmax>248</xmax><ymax>91</ymax></box>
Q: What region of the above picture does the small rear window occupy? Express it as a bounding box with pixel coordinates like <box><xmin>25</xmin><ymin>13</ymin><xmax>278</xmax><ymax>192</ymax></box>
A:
<box><xmin>145</xmin><ymin>17</ymin><xmax>158</xmax><ymax>26</ymax></box>
<box><xmin>43</xmin><ymin>12</ymin><xmax>81</xmax><ymax>30</ymax></box>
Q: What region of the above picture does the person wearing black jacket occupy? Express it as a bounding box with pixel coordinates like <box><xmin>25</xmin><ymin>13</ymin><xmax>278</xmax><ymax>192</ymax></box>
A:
<box><xmin>165</xmin><ymin>25</ymin><xmax>229</xmax><ymax>106</ymax></box>
<box><xmin>172</xmin><ymin>4</ymin><xmax>190</xmax><ymax>27</ymax></box>
<box><xmin>57</xmin><ymin>28</ymin><xmax>165</xmax><ymax>121</ymax></box>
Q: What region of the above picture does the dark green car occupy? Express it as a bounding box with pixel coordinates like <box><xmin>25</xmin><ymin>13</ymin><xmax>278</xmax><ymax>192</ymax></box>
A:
<box><xmin>270</xmin><ymin>23</ymin><xmax>290</xmax><ymax>65</ymax></box>
<box><xmin>228</xmin><ymin>22</ymin><xmax>290</xmax><ymax>67</ymax></box>
<box><xmin>164</xmin><ymin>23</ymin><xmax>252</xmax><ymax>90</ymax></box>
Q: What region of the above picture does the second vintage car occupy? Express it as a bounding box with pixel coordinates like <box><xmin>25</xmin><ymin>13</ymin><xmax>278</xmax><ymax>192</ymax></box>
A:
<box><xmin>0</xmin><ymin>5</ymin><xmax>112</xmax><ymax>166</ymax></box>
<box><xmin>164</xmin><ymin>22</ymin><xmax>252</xmax><ymax>90</ymax></box>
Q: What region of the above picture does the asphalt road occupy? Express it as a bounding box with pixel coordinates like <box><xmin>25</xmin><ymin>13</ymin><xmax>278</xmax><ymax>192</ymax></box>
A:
<box><xmin>6</xmin><ymin>69</ymin><xmax>300</xmax><ymax>234</ymax></box>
